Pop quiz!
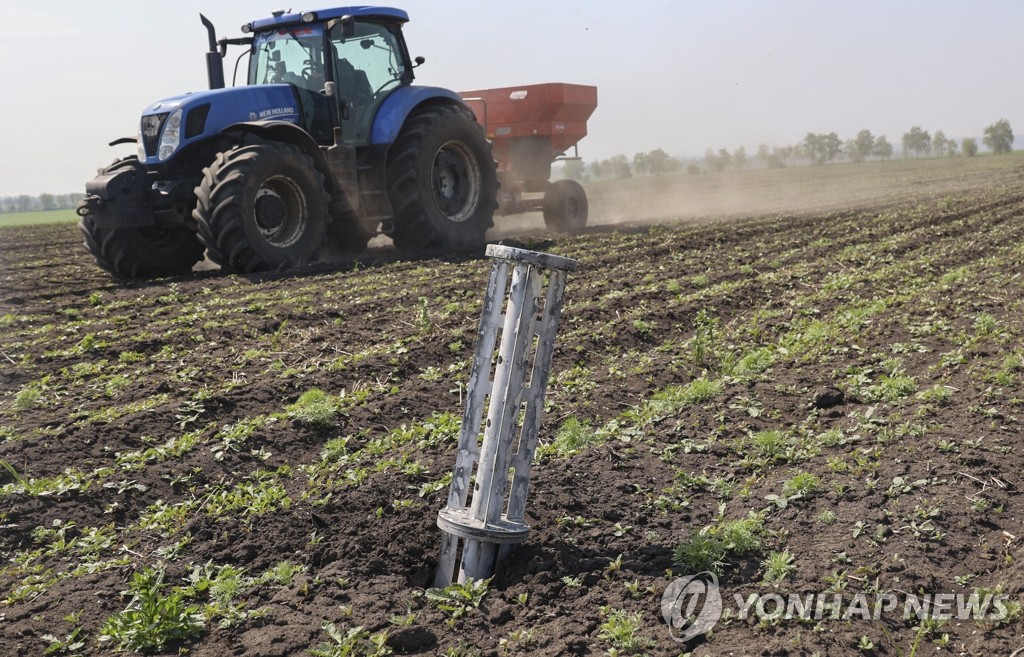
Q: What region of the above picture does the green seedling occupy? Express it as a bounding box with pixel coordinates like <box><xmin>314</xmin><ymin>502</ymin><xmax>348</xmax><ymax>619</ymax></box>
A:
<box><xmin>674</xmin><ymin>513</ymin><xmax>765</xmax><ymax>575</ymax></box>
<box><xmin>308</xmin><ymin>622</ymin><xmax>391</xmax><ymax>657</ymax></box>
<box><xmin>388</xmin><ymin>612</ymin><xmax>416</xmax><ymax>627</ymax></box>
<box><xmin>286</xmin><ymin>388</ymin><xmax>343</xmax><ymax>428</ymax></box>
<box><xmin>425</xmin><ymin>578</ymin><xmax>491</xmax><ymax>620</ymax></box>
<box><xmin>561</xmin><ymin>575</ymin><xmax>583</xmax><ymax>588</ymax></box>
<box><xmin>597</xmin><ymin>609</ymin><xmax>655</xmax><ymax>652</ymax></box>
<box><xmin>762</xmin><ymin>549</ymin><xmax>796</xmax><ymax>584</ymax></box>
<box><xmin>604</xmin><ymin>553</ymin><xmax>625</xmax><ymax>578</ymax></box>
<box><xmin>539</xmin><ymin>416</ymin><xmax>597</xmax><ymax>458</ymax></box>
<box><xmin>98</xmin><ymin>565</ymin><xmax>204</xmax><ymax>652</ymax></box>
<box><xmin>40</xmin><ymin>612</ymin><xmax>87</xmax><ymax>655</ymax></box>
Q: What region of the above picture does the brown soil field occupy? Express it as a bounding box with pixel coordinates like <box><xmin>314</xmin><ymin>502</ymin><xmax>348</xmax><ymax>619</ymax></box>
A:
<box><xmin>2</xmin><ymin>154</ymin><xmax>1024</xmax><ymax>656</ymax></box>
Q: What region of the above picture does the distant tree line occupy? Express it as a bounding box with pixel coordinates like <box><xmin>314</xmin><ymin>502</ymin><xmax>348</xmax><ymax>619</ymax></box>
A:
<box><xmin>705</xmin><ymin>119</ymin><xmax>1012</xmax><ymax>171</ymax></box>
<box><xmin>0</xmin><ymin>193</ymin><xmax>85</xmax><ymax>214</ymax></box>
<box><xmin>564</xmin><ymin>119</ymin><xmax>1014</xmax><ymax>181</ymax></box>
<box><xmin>899</xmin><ymin>119</ymin><xmax>1014</xmax><ymax>158</ymax></box>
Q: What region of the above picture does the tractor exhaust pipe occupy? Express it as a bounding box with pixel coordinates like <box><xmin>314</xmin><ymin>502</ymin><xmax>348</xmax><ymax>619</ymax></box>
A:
<box><xmin>200</xmin><ymin>13</ymin><xmax>226</xmax><ymax>90</ymax></box>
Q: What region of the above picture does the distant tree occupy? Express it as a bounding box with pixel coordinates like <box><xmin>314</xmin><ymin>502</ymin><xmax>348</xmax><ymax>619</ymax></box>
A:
<box><xmin>732</xmin><ymin>146</ymin><xmax>748</xmax><ymax>170</ymax></box>
<box><xmin>717</xmin><ymin>148</ymin><xmax>732</xmax><ymax>171</ymax></box>
<box><xmin>607</xmin><ymin>154</ymin><xmax>632</xmax><ymax>179</ymax></box>
<box><xmin>853</xmin><ymin>129</ymin><xmax>874</xmax><ymax>163</ymax></box>
<box><xmin>16</xmin><ymin>195</ymin><xmax>33</xmax><ymax>212</ymax></box>
<box><xmin>589</xmin><ymin>160</ymin><xmax>603</xmax><ymax>179</ymax></box>
<box><xmin>804</xmin><ymin>132</ymin><xmax>842</xmax><ymax>165</ymax></box>
<box><xmin>930</xmin><ymin>132</ymin><xmax>958</xmax><ymax>157</ymax></box>
<box><xmin>872</xmin><ymin>135</ymin><xmax>893</xmax><ymax>160</ymax></box>
<box><xmin>824</xmin><ymin>133</ymin><xmax>842</xmax><ymax>163</ymax></box>
<box><xmin>792</xmin><ymin>141</ymin><xmax>809</xmax><ymax>163</ymax></box>
<box><xmin>686</xmin><ymin>163</ymin><xmax>701</xmax><ymax>175</ymax></box>
<box><xmin>633</xmin><ymin>151</ymin><xmax>649</xmax><ymax>175</ymax></box>
<box><xmin>901</xmin><ymin>126</ymin><xmax>931</xmax><ymax>158</ymax></box>
<box><xmin>962</xmin><ymin>137</ymin><xmax>978</xmax><ymax>157</ymax></box>
<box><xmin>983</xmin><ymin>119</ymin><xmax>1014</xmax><ymax>154</ymax></box>
<box><xmin>704</xmin><ymin>148</ymin><xmax>730</xmax><ymax>172</ymax></box>
<box><xmin>753</xmin><ymin>144</ymin><xmax>785</xmax><ymax>168</ymax></box>
<box><xmin>633</xmin><ymin>149</ymin><xmax>677</xmax><ymax>176</ymax></box>
<box><xmin>703</xmin><ymin>148</ymin><xmax>717</xmax><ymax>172</ymax></box>
<box><xmin>39</xmin><ymin>193</ymin><xmax>57</xmax><ymax>211</ymax></box>
<box><xmin>802</xmin><ymin>133</ymin><xmax>819</xmax><ymax>163</ymax></box>
<box><xmin>842</xmin><ymin>139</ymin><xmax>856</xmax><ymax>162</ymax></box>
<box><xmin>563</xmin><ymin>159</ymin><xmax>585</xmax><ymax>181</ymax></box>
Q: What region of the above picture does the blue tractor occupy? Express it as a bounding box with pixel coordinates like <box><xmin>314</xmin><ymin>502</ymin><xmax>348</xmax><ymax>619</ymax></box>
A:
<box><xmin>77</xmin><ymin>7</ymin><xmax>497</xmax><ymax>278</ymax></box>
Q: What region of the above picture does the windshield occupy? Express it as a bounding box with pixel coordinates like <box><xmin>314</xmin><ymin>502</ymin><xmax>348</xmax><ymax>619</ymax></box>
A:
<box><xmin>249</xmin><ymin>24</ymin><xmax>326</xmax><ymax>92</ymax></box>
<box><xmin>330</xmin><ymin>21</ymin><xmax>407</xmax><ymax>99</ymax></box>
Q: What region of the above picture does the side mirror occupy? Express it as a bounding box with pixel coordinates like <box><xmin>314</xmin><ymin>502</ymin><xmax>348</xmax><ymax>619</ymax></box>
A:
<box><xmin>327</xmin><ymin>15</ymin><xmax>355</xmax><ymax>41</ymax></box>
<box><xmin>413</xmin><ymin>56</ymin><xmax>425</xmax><ymax>68</ymax></box>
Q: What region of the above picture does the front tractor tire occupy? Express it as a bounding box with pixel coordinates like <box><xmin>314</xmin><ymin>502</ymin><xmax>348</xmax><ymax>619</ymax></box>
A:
<box><xmin>542</xmin><ymin>179</ymin><xmax>589</xmax><ymax>233</ymax></box>
<box><xmin>387</xmin><ymin>105</ymin><xmax>497</xmax><ymax>252</ymax></box>
<box><xmin>194</xmin><ymin>139</ymin><xmax>328</xmax><ymax>274</ymax></box>
<box><xmin>78</xmin><ymin>157</ymin><xmax>205</xmax><ymax>279</ymax></box>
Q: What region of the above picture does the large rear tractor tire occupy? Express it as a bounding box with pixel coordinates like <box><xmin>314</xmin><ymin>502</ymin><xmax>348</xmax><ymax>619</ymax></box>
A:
<box><xmin>78</xmin><ymin>158</ymin><xmax>205</xmax><ymax>279</ymax></box>
<box><xmin>542</xmin><ymin>179</ymin><xmax>589</xmax><ymax>233</ymax></box>
<box><xmin>387</xmin><ymin>105</ymin><xmax>497</xmax><ymax>252</ymax></box>
<box><xmin>194</xmin><ymin>139</ymin><xmax>328</xmax><ymax>274</ymax></box>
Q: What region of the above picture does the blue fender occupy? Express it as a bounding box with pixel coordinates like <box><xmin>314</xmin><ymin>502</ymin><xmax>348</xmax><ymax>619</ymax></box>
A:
<box><xmin>370</xmin><ymin>86</ymin><xmax>467</xmax><ymax>146</ymax></box>
<box><xmin>220</xmin><ymin>119</ymin><xmax>327</xmax><ymax>168</ymax></box>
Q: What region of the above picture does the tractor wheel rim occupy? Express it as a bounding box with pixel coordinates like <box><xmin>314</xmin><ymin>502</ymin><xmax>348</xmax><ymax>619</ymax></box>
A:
<box><xmin>254</xmin><ymin>176</ymin><xmax>307</xmax><ymax>247</ymax></box>
<box><xmin>431</xmin><ymin>141</ymin><xmax>481</xmax><ymax>223</ymax></box>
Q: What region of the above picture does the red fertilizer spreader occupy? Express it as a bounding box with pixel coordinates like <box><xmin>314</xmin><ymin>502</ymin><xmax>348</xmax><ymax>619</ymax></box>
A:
<box><xmin>460</xmin><ymin>83</ymin><xmax>598</xmax><ymax>231</ymax></box>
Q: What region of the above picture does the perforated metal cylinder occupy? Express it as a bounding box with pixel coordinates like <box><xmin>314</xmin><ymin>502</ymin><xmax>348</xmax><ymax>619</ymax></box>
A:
<box><xmin>435</xmin><ymin>245</ymin><xmax>577</xmax><ymax>586</ymax></box>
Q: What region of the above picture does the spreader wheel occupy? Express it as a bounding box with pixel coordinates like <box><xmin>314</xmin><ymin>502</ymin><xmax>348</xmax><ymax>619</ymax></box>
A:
<box><xmin>542</xmin><ymin>179</ymin><xmax>589</xmax><ymax>233</ymax></box>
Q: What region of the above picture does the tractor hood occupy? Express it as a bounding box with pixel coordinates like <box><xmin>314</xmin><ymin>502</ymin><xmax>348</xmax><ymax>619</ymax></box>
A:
<box><xmin>137</xmin><ymin>85</ymin><xmax>301</xmax><ymax>165</ymax></box>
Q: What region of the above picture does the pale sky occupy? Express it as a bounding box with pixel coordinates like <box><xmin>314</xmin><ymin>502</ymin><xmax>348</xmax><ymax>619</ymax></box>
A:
<box><xmin>1</xmin><ymin>0</ymin><xmax>1020</xmax><ymax>196</ymax></box>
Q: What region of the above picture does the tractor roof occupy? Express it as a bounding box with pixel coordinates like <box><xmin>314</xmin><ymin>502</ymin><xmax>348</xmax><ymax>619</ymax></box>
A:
<box><xmin>247</xmin><ymin>6</ymin><xmax>408</xmax><ymax>31</ymax></box>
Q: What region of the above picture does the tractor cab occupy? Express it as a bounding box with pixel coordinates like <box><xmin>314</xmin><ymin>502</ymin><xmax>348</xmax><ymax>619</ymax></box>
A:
<box><xmin>78</xmin><ymin>6</ymin><xmax>503</xmax><ymax>279</ymax></box>
<box><xmin>246</xmin><ymin>10</ymin><xmax>413</xmax><ymax>146</ymax></box>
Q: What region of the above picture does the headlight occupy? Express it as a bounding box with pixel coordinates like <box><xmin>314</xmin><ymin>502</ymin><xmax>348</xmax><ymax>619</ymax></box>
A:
<box><xmin>158</xmin><ymin>109</ymin><xmax>183</xmax><ymax>160</ymax></box>
<box><xmin>141</xmin><ymin>112</ymin><xmax>169</xmax><ymax>158</ymax></box>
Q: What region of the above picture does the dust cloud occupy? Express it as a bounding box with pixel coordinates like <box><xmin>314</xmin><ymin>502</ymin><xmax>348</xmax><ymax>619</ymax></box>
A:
<box><xmin>488</xmin><ymin>156</ymin><xmax>1008</xmax><ymax>239</ymax></box>
<box><xmin>201</xmin><ymin>156</ymin><xmax>1013</xmax><ymax>272</ymax></box>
